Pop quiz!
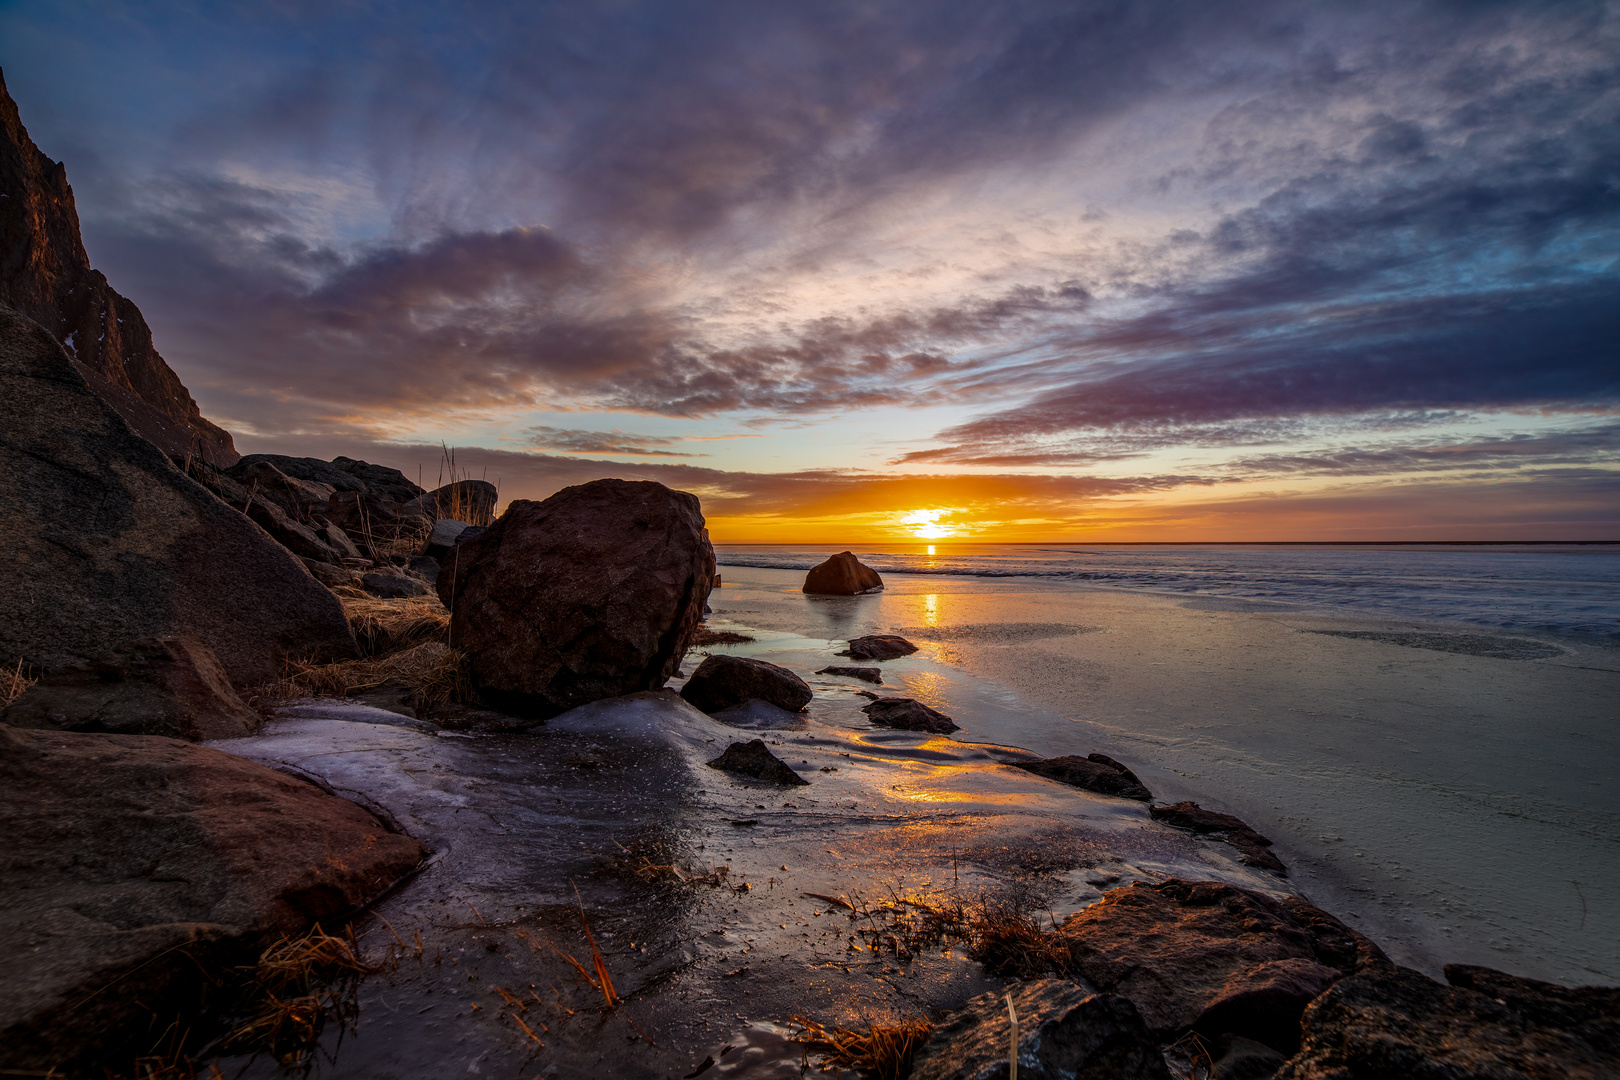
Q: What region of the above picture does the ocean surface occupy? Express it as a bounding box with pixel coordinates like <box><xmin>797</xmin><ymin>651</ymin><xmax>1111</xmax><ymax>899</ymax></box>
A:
<box><xmin>716</xmin><ymin>543</ymin><xmax>1620</xmax><ymax>644</ymax></box>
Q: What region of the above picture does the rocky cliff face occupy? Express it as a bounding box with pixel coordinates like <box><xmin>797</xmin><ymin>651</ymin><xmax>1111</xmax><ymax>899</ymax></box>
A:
<box><xmin>0</xmin><ymin>69</ymin><xmax>238</xmax><ymax>467</ymax></box>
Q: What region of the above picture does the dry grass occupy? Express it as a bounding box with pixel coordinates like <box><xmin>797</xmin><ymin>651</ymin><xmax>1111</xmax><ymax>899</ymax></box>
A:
<box><xmin>689</xmin><ymin>625</ymin><xmax>755</xmax><ymax>647</ymax></box>
<box><xmin>265</xmin><ymin>642</ymin><xmax>473</xmax><ymax>708</ymax></box>
<box><xmin>817</xmin><ymin>884</ymin><xmax>1070</xmax><ymax>977</ymax></box>
<box><xmin>432</xmin><ymin>444</ymin><xmax>498</xmax><ymax>527</ymax></box>
<box><xmin>2</xmin><ymin>658</ymin><xmax>38</xmax><ymax>708</ymax></box>
<box><xmin>342</xmin><ymin>593</ymin><xmax>451</xmax><ymax>657</ymax></box>
<box><xmin>791</xmin><ymin>1016</ymin><xmax>935</xmax><ymax>1080</ymax></box>
<box><xmin>609</xmin><ymin>833</ymin><xmax>752</xmax><ymax>893</ymax></box>
<box><xmin>224</xmin><ymin>925</ymin><xmax>379</xmax><ymax>1071</ymax></box>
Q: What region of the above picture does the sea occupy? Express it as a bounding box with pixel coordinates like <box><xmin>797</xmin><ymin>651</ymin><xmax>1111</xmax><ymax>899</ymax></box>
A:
<box><xmin>714</xmin><ymin>543</ymin><xmax>1620</xmax><ymax>645</ymax></box>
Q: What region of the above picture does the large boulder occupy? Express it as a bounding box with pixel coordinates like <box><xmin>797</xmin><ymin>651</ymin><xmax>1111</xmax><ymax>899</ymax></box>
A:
<box><xmin>802</xmin><ymin>550</ymin><xmax>884</xmax><ymax>594</ymax></box>
<box><xmin>0</xmin><ymin>306</ymin><xmax>355</xmax><ymax>705</ymax></box>
<box><xmin>1277</xmin><ymin>964</ymin><xmax>1620</xmax><ymax>1080</ymax></box>
<box><xmin>435</xmin><ymin>478</ymin><xmax>715</xmax><ymax>717</ymax></box>
<box><xmin>0</xmin><ymin>725</ymin><xmax>426</xmax><ymax>1074</ymax></box>
<box><xmin>680</xmin><ymin>655</ymin><xmax>814</xmax><ymax>714</ymax></box>
<box><xmin>1016</xmin><ymin>754</ymin><xmax>1153</xmax><ymax>801</ymax></box>
<box><xmin>1057</xmin><ymin>880</ymin><xmax>1388</xmax><ymax>1051</ymax></box>
<box><xmin>910</xmin><ymin>980</ymin><xmax>1170</xmax><ymax>1080</ymax></box>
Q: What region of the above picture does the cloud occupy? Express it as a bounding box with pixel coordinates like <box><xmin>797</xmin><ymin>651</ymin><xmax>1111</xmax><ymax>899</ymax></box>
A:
<box><xmin>522</xmin><ymin>426</ymin><xmax>701</xmax><ymax>457</ymax></box>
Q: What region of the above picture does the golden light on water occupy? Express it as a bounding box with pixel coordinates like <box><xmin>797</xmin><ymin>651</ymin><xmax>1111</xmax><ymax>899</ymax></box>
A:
<box><xmin>900</xmin><ymin>508</ymin><xmax>955</xmax><ymax>539</ymax></box>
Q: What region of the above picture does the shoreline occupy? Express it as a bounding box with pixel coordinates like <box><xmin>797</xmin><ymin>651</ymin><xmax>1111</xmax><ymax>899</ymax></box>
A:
<box><xmin>707</xmin><ymin>564</ymin><xmax>1620</xmax><ymax>986</ymax></box>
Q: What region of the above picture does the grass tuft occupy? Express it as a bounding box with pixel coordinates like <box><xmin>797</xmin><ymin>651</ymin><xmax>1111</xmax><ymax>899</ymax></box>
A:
<box><xmin>342</xmin><ymin>593</ymin><xmax>451</xmax><ymax>657</ymax></box>
<box><xmin>2</xmin><ymin>658</ymin><xmax>38</xmax><ymax>708</ymax></box>
<box><xmin>225</xmin><ymin>925</ymin><xmax>379</xmax><ymax>1071</ymax></box>
<box><xmin>791</xmin><ymin>1015</ymin><xmax>934</xmax><ymax>1080</ymax></box>
<box><xmin>263</xmin><ymin>642</ymin><xmax>474</xmax><ymax>709</ymax></box>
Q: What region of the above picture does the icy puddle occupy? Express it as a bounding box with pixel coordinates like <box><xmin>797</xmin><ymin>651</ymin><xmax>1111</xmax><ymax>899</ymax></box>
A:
<box><xmin>209</xmin><ymin>632</ymin><xmax>1288</xmax><ymax>1079</ymax></box>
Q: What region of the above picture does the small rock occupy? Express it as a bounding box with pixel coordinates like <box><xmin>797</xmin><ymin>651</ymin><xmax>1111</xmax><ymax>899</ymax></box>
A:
<box><xmin>1277</xmin><ymin>964</ymin><xmax>1620</xmax><ymax>1079</ymax></box>
<box><xmin>815</xmin><ymin>665</ymin><xmax>883</xmax><ymax>684</ymax></box>
<box><xmin>1149</xmin><ymin>802</ymin><xmax>1286</xmax><ymax>875</ymax></box>
<box><xmin>802</xmin><ymin>551</ymin><xmax>884</xmax><ymax>595</ymax></box>
<box><xmin>408</xmin><ymin>556</ymin><xmax>442</xmax><ymax>582</ymax></box>
<box><xmin>838</xmin><ymin>634</ymin><xmax>918</xmax><ymax>661</ymax></box>
<box><xmin>1015</xmin><ymin>755</ymin><xmax>1152</xmax><ymax>801</ymax></box>
<box><xmin>1209</xmin><ymin>1036</ymin><xmax>1287</xmax><ymax>1080</ymax></box>
<box><xmin>861</xmin><ymin>697</ymin><xmax>958</xmax><ymax>733</ymax></box>
<box><xmin>707</xmin><ymin>739</ymin><xmax>809</xmax><ymax>786</ymax></box>
<box><xmin>423</xmin><ymin>518</ymin><xmax>471</xmax><ymax>560</ymax></box>
<box><xmin>681</xmin><ymin>655</ymin><xmax>814</xmax><ymax>714</ymax></box>
<box><xmin>300</xmin><ymin>557</ymin><xmax>361</xmax><ymax>588</ymax></box>
<box><xmin>910</xmin><ymin>979</ymin><xmax>1171</xmax><ymax>1080</ymax></box>
<box><xmin>362</xmin><ymin>570</ymin><xmax>432</xmax><ymax>598</ymax></box>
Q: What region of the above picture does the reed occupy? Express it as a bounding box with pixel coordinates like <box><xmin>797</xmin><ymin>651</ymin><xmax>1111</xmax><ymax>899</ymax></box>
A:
<box><xmin>790</xmin><ymin>1015</ymin><xmax>934</xmax><ymax>1080</ymax></box>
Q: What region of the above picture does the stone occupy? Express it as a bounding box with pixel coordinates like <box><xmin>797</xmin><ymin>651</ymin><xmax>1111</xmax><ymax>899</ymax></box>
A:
<box><xmin>680</xmin><ymin>655</ymin><xmax>814</xmax><ymax>714</ymax></box>
<box><xmin>3</xmin><ymin>636</ymin><xmax>260</xmax><ymax>740</ymax></box>
<box><xmin>1209</xmin><ymin>1036</ymin><xmax>1288</xmax><ymax>1080</ymax></box>
<box><xmin>1149</xmin><ymin>802</ymin><xmax>1287</xmax><ymax>875</ymax></box>
<box><xmin>1057</xmin><ymin>880</ymin><xmax>1387</xmax><ymax>1048</ymax></box>
<box><xmin>802</xmin><ymin>550</ymin><xmax>884</xmax><ymax>594</ymax></box>
<box><xmin>363</xmin><ymin>570</ymin><xmax>433</xmax><ymax>598</ymax></box>
<box><xmin>244</xmin><ymin>496</ymin><xmax>343</xmax><ymax>563</ymax></box>
<box><xmin>301</xmin><ymin>558</ymin><xmax>362</xmax><ymax>589</ymax></box>
<box><xmin>862</xmin><ymin>696</ymin><xmax>959</xmax><ymax>733</ymax></box>
<box><xmin>424</xmin><ymin>517</ymin><xmax>472</xmax><ymax>555</ymax></box>
<box><xmin>0</xmin><ymin>75</ymin><xmax>238</xmax><ymax>467</ymax></box>
<box><xmin>226</xmin><ymin>457</ymin><xmax>343</xmax><ymax>514</ymax></box>
<box><xmin>1277</xmin><ymin>964</ymin><xmax>1620</xmax><ymax>1080</ymax></box>
<box><xmin>0</xmin><ymin>306</ymin><xmax>355</xmax><ymax>689</ymax></box>
<box><xmin>910</xmin><ymin>979</ymin><xmax>1171</xmax><ymax>1080</ymax></box>
<box><xmin>330</xmin><ymin>456</ymin><xmax>425</xmax><ymax>503</ymax></box>
<box><xmin>408</xmin><ymin>555</ymin><xmax>442</xmax><ymax>582</ymax></box>
<box><xmin>318</xmin><ymin>521</ymin><xmax>363</xmax><ymax>560</ymax></box>
<box><xmin>1015</xmin><ymin>755</ymin><xmax>1153</xmax><ymax>801</ymax></box>
<box><xmin>0</xmin><ymin>724</ymin><xmax>426</xmax><ymax>1074</ymax></box>
<box><xmin>707</xmin><ymin>739</ymin><xmax>809</xmax><ymax>786</ymax></box>
<box><xmin>838</xmin><ymin>634</ymin><xmax>919</xmax><ymax>661</ymax></box>
<box><xmin>436</xmin><ymin>478</ymin><xmax>714</xmax><ymax>718</ymax></box>
<box><xmin>405</xmin><ymin>479</ymin><xmax>499</xmax><ymax>526</ymax></box>
<box><xmin>230</xmin><ymin>454</ymin><xmax>367</xmax><ymax>494</ymax></box>
<box><xmin>815</xmin><ymin>665</ymin><xmax>883</xmax><ymax>684</ymax></box>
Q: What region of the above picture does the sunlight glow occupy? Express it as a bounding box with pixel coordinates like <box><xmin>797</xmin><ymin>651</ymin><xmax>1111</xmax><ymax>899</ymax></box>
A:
<box><xmin>900</xmin><ymin>508</ymin><xmax>956</xmax><ymax>539</ymax></box>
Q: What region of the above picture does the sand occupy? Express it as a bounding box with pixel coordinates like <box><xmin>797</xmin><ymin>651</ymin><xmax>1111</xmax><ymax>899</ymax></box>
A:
<box><xmin>710</xmin><ymin>565</ymin><xmax>1620</xmax><ymax>987</ymax></box>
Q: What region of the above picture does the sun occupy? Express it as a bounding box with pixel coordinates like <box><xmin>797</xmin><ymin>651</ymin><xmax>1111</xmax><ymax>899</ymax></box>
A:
<box><xmin>899</xmin><ymin>508</ymin><xmax>955</xmax><ymax>540</ymax></box>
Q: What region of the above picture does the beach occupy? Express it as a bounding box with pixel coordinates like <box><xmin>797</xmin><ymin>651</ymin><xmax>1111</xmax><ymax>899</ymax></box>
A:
<box><xmin>710</xmin><ymin>548</ymin><xmax>1620</xmax><ymax>987</ymax></box>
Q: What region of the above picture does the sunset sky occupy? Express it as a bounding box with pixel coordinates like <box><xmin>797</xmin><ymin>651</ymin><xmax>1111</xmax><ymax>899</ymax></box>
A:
<box><xmin>2</xmin><ymin>1</ymin><xmax>1616</xmax><ymax>542</ymax></box>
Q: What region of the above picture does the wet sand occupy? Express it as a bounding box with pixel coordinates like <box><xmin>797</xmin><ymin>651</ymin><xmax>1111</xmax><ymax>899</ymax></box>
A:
<box><xmin>711</xmin><ymin>565</ymin><xmax>1620</xmax><ymax>986</ymax></box>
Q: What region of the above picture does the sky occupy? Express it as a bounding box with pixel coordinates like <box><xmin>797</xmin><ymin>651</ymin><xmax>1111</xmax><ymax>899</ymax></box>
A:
<box><xmin>2</xmin><ymin>0</ymin><xmax>1617</xmax><ymax>542</ymax></box>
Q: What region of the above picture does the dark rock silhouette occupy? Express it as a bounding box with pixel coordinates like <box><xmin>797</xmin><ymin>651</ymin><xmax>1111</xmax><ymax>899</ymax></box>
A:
<box><xmin>436</xmin><ymin>479</ymin><xmax>714</xmax><ymax>718</ymax></box>
<box><xmin>1278</xmin><ymin>964</ymin><xmax>1620</xmax><ymax>1079</ymax></box>
<box><xmin>680</xmin><ymin>655</ymin><xmax>813</xmax><ymax>714</ymax></box>
<box><xmin>0</xmin><ymin>725</ymin><xmax>426</xmax><ymax>1074</ymax></box>
<box><xmin>861</xmin><ymin>696</ymin><xmax>958</xmax><ymax>733</ymax></box>
<box><xmin>911</xmin><ymin>980</ymin><xmax>1171</xmax><ymax>1080</ymax></box>
<box><xmin>802</xmin><ymin>550</ymin><xmax>884</xmax><ymax>594</ymax></box>
<box><xmin>838</xmin><ymin>634</ymin><xmax>918</xmax><ymax>661</ymax></box>
<box><xmin>707</xmin><ymin>738</ymin><xmax>809</xmax><ymax>786</ymax></box>
<box><xmin>1150</xmin><ymin>802</ymin><xmax>1287</xmax><ymax>874</ymax></box>
<box><xmin>1016</xmin><ymin>754</ymin><xmax>1153</xmax><ymax>801</ymax></box>
<box><xmin>1057</xmin><ymin>879</ymin><xmax>1387</xmax><ymax>1050</ymax></box>
<box><xmin>0</xmin><ymin>70</ymin><xmax>237</xmax><ymax>466</ymax></box>
<box><xmin>815</xmin><ymin>665</ymin><xmax>883</xmax><ymax>684</ymax></box>
<box><xmin>0</xmin><ymin>308</ymin><xmax>355</xmax><ymax>714</ymax></box>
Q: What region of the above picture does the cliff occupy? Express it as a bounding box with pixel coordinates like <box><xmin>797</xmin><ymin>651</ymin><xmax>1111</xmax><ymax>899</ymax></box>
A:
<box><xmin>0</xmin><ymin>68</ymin><xmax>238</xmax><ymax>466</ymax></box>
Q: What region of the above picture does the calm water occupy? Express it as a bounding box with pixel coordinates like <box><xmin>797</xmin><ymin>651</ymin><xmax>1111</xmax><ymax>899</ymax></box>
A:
<box><xmin>716</xmin><ymin>544</ymin><xmax>1620</xmax><ymax>643</ymax></box>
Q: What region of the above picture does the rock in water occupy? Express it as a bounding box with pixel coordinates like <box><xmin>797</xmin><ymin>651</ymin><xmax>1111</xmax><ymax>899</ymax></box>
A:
<box><xmin>1015</xmin><ymin>754</ymin><xmax>1153</xmax><ymax>801</ymax></box>
<box><xmin>838</xmin><ymin>634</ymin><xmax>918</xmax><ymax>660</ymax></box>
<box><xmin>0</xmin><ymin>307</ymin><xmax>355</xmax><ymax>723</ymax></box>
<box><xmin>802</xmin><ymin>550</ymin><xmax>884</xmax><ymax>594</ymax></box>
<box><xmin>436</xmin><ymin>478</ymin><xmax>714</xmax><ymax>717</ymax></box>
<box><xmin>910</xmin><ymin>980</ymin><xmax>1171</xmax><ymax>1080</ymax></box>
<box><xmin>1277</xmin><ymin>964</ymin><xmax>1620</xmax><ymax>1080</ymax></box>
<box><xmin>707</xmin><ymin>739</ymin><xmax>809</xmax><ymax>786</ymax></box>
<box><xmin>815</xmin><ymin>665</ymin><xmax>883</xmax><ymax>684</ymax></box>
<box><xmin>1149</xmin><ymin>801</ymin><xmax>1287</xmax><ymax>874</ymax></box>
<box><xmin>1057</xmin><ymin>879</ymin><xmax>1387</xmax><ymax>1052</ymax></box>
<box><xmin>0</xmin><ymin>72</ymin><xmax>237</xmax><ymax>466</ymax></box>
<box><xmin>862</xmin><ymin>696</ymin><xmax>959</xmax><ymax>733</ymax></box>
<box><xmin>680</xmin><ymin>655</ymin><xmax>814</xmax><ymax>713</ymax></box>
<box><xmin>0</xmin><ymin>725</ymin><xmax>426</xmax><ymax>1074</ymax></box>
<box><xmin>3</xmin><ymin>636</ymin><xmax>258</xmax><ymax>740</ymax></box>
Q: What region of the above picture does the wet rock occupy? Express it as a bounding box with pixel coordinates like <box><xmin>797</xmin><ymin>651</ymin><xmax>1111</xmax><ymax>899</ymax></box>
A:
<box><xmin>363</xmin><ymin>570</ymin><xmax>433</xmax><ymax>598</ymax></box>
<box><xmin>1015</xmin><ymin>754</ymin><xmax>1153</xmax><ymax>801</ymax></box>
<box><xmin>910</xmin><ymin>979</ymin><xmax>1171</xmax><ymax>1080</ymax></box>
<box><xmin>1057</xmin><ymin>880</ymin><xmax>1388</xmax><ymax>1050</ymax></box>
<box><xmin>862</xmin><ymin>696</ymin><xmax>958</xmax><ymax>733</ymax></box>
<box><xmin>0</xmin><ymin>724</ymin><xmax>425</xmax><ymax>1073</ymax></box>
<box><xmin>680</xmin><ymin>655</ymin><xmax>813</xmax><ymax>713</ymax></box>
<box><xmin>1210</xmin><ymin>1036</ymin><xmax>1287</xmax><ymax>1080</ymax></box>
<box><xmin>802</xmin><ymin>550</ymin><xmax>884</xmax><ymax>594</ymax></box>
<box><xmin>838</xmin><ymin>634</ymin><xmax>918</xmax><ymax>661</ymax></box>
<box><xmin>815</xmin><ymin>665</ymin><xmax>883</xmax><ymax>684</ymax></box>
<box><xmin>1277</xmin><ymin>964</ymin><xmax>1620</xmax><ymax>1080</ymax></box>
<box><xmin>1149</xmin><ymin>802</ymin><xmax>1287</xmax><ymax>875</ymax></box>
<box><xmin>3</xmin><ymin>636</ymin><xmax>260</xmax><ymax>740</ymax></box>
<box><xmin>436</xmin><ymin>478</ymin><xmax>714</xmax><ymax>718</ymax></box>
<box><xmin>0</xmin><ymin>306</ymin><xmax>354</xmax><ymax>688</ymax></box>
<box><xmin>707</xmin><ymin>738</ymin><xmax>809</xmax><ymax>786</ymax></box>
<box><xmin>0</xmin><ymin>76</ymin><xmax>239</xmax><ymax>467</ymax></box>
